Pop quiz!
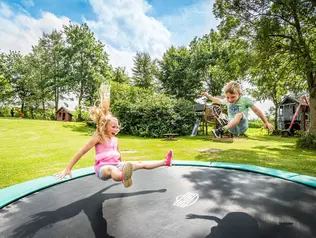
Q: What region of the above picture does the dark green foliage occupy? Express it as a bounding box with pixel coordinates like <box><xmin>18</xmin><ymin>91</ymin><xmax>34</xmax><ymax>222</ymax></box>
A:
<box><xmin>248</xmin><ymin>120</ymin><xmax>264</xmax><ymax>128</ymax></box>
<box><xmin>0</xmin><ymin>106</ymin><xmax>11</xmax><ymax>117</ymax></box>
<box><xmin>296</xmin><ymin>132</ymin><xmax>316</xmax><ymax>150</ymax></box>
<box><xmin>158</xmin><ymin>46</ymin><xmax>200</xmax><ymax>100</ymax></box>
<box><xmin>214</xmin><ymin>0</ymin><xmax>316</xmax><ymax>132</ymax></box>
<box><xmin>110</xmin><ymin>82</ymin><xmax>196</xmax><ymax>137</ymax></box>
<box><xmin>132</xmin><ymin>52</ymin><xmax>156</xmax><ymax>89</ymax></box>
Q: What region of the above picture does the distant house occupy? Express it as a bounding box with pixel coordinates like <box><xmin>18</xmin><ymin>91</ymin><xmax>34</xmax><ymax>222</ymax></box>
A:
<box><xmin>56</xmin><ymin>107</ymin><xmax>75</xmax><ymax>122</ymax></box>
<box><xmin>278</xmin><ymin>96</ymin><xmax>310</xmax><ymax>131</ymax></box>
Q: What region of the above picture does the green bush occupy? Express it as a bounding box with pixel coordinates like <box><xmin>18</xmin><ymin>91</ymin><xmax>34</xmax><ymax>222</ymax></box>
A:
<box><xmin>110</xmin><ymin>82</ymin><xmax>196</xmax><ymax>137</ymax></box>
<box><xmin>296</xmin><ymin>131</ymin><xmax>316</xmax><ymax>150</ymax></box>
<box><xmin>73</xmin><ymin>109</ymin><xmax>90</xmax><ymax>122</ymax></box>
<box><xmin>0</xmin><ymin>106</ymin><xmax>11</xmax><ymax>117</ymax></box>
<box><xmin>248</xmin><ymin>120</ymin><xmax>264</xmax><ymax>128</ymax></box>
<box><xmin>27</xmin><ymin>109</ymin><xmax>56</xmax><ymax>120</ymax></box>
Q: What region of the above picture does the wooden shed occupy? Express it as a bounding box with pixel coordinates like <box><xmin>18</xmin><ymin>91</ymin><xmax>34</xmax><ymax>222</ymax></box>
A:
<box><xmin>56</xmin><ymin>107</ymin><xmax>74</xmax><ymax>122</ymax></box>
<box><xmin>278</xmin><ymin>96</ymin><xmax>310</xmax><ymax>131</ymax></box>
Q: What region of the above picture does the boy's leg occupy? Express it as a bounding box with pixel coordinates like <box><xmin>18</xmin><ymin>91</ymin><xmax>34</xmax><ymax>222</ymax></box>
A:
<box><xmin>225</xmin><ymin>113</ymin><xmax>248</xmax><ymax>136</ymax></box>
<box><xmin>212</xmin><ymin>113</ymin><xmax>243</xmax><ymax>138</ymax></box>
<box><xmin>225</xmin><ymin>113</ymin><xmax>243</xmax><ymax>131</ymax></box>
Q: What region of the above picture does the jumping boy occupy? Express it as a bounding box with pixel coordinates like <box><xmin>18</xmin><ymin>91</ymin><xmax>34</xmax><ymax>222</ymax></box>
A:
<box><xmin>201</xmin><ymin>81</ymin><xmax>274</xmax><ymax>138</ymax></box>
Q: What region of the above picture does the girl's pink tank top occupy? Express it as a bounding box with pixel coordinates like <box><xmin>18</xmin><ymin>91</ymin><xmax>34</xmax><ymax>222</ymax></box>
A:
<box><xmin>94</xmin><ymin>137</ymin><xmax>121</xmax><ymax>174</ymax></box>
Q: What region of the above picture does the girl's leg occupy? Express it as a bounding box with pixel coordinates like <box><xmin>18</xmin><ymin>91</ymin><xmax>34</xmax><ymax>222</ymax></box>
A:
<box><xmin>100</xmin><ymin>164</ymin><xmax>134</xmax><ymax>188</ymax></box>
<box><xmin>100</xmin><ymin>165</ymin><xmax>122</xmax><ymax>181</ymax></box>
<box><xmin>132</xmin><ymin>150</ymin><xmax>173</xmax><ymax>171</ymax></box>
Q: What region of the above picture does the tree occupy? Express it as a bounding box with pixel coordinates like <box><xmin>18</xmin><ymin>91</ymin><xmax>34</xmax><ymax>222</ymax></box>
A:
<box><xmin>112</xmin><ymin>67</ymin><xmax>130</xmax><ymax>84</ymax></box>
<box><xmin>5</xmin><ymin>51</ymin><xmax>33</xmax><ymax>113</ymax></box>
<box><xmin>189</xmin><ymin>31</ymin><xmax>224</xmax><ymax>96</ymax></box>
<box><xmin>214</xmin><ymin>0</ymin><xmax>316</xmax><ymax>132</ymax></box>
<box><xmin>0</xmin><ymin>53</ymin><xmax>13</xmax><ymax>104</ymax></box>
<box><xmin>64</xmin><ymin>23</ymin><xmax>111</xmax><ymax>120</ymax></box>
<box><xmin>158</xmin><ymin>46</ymin><xmax>199</xmax><ymax>100</ymax></box>
<box><xmin>28</xmin><ymin>43</ymin><xmax>54</xmax><ymax>116</ymax></box>
<box><xmin>189</xmin><ymin>30</ymin><xmax>250</xmax><ymax>97</ymax></box>
<box><xmin>248</xmin><ymin>52</ymin><xmax>306</xmax><ymax>128</ymax></box>
<box><xmin>37</xmin><ymin>30</ymin><xmax>67</xmax><ymax>114</ymax></box>
<box><xmin>132</xmin><ymin>52</ymin><xmax>155</xmax><ymax>89</ymax></box>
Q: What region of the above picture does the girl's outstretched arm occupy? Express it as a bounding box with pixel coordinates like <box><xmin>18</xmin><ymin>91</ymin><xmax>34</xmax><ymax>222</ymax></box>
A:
<box><xmin>56</xmin><ymin>136</ymin><xmax>100</xmax><ymax>180</ymax></box>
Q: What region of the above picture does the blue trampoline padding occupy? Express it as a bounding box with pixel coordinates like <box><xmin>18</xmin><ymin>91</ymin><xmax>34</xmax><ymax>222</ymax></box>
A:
<box><xmin>207</xmin><ymin>162</ymin><xmax>316</xmax><ymax>188</ymax></box>
<box><xmin>289</xmin><ymin>175</ymin><xmax>316</xmax><ymax>188</ymax></box>
<box><xmin>1</xmin><ymin>161</ymin><xmax>315</xmax><ymax>209</ymax></box>
<box><xmin>0</xmin><ymin>167</ymin><xmax>94</xmax><ymax>209</ymax></box>
<box><xmin>209</xmin><ymin>162</ymin><xmax>299</xmax><ymax>179</ymax></box>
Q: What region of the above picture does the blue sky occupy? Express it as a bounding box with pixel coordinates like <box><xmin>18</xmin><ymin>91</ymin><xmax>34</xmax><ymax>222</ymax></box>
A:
<box><xmin>0</xmin><ymin>0</ymin><xmax>272</xmax><ymax>113</ymax></box>
<box><xmin>0</xmin><ymin>0</ymin><xmax>219</xmax><ymax>72</ymax></box>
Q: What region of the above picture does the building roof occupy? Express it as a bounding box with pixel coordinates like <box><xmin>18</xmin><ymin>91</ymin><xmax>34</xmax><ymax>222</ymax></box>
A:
<box><xmin>56</xmin><ymin>107</ymin><xmax>75</xmax><ymax>115</ymax></box>
<box><xmin>280</xmin><ymin>96</ymin><xmax>309</xmax><ymax>106</ymax></box>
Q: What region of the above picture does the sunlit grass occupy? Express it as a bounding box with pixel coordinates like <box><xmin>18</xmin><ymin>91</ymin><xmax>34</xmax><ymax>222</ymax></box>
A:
<box><xmin>1</xmin><ymin>117</ymin><xmax>316</xmax><ymax>188</ymax></box>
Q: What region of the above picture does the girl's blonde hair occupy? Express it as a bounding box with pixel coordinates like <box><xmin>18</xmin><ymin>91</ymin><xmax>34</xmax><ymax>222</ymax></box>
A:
<box><xmin>224</xmin><ymin>81</ymin><xmax>242</xmax><ymax>95</ymax></box>
<box><xmin>89</xmin><ymin>84</ymin><xmax>118</xmax><ymax>142</ymax></box>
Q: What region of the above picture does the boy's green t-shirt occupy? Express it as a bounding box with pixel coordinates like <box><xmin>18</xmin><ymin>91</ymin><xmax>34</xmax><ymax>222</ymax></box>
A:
<box><xmin>220</xmin><ymin>96</ymin><xmax>254</xmax><ymax>118</ymax></box>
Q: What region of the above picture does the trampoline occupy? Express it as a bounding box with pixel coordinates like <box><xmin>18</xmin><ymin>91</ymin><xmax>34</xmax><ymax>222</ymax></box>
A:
<box><xmin>1</xmin><ymin>162</ymin><xmax>316</xmax><ymax>238</ymax></box>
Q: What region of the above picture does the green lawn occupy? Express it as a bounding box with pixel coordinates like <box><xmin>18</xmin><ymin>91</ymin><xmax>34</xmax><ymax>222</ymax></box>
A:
<box><xmin>1</xmin><ymin>117</ymin><xmax>316</xmax><ymax>189</ymax></box>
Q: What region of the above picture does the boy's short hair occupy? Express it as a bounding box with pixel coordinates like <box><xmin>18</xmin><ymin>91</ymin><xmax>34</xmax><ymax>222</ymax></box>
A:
<box><xmin>224</xmin><ymin>81</ymin><xmax>242</xmax><ymax>95</ymax></box>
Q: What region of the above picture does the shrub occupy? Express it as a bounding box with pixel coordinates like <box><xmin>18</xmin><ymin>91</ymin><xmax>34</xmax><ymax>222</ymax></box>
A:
<box><xmin>110</xmin><ymin>82</ymin><xmax>196</xmax><ymax>137</ymax></box>
<box><xmin>73</xmin><ymin>109</ymin><xmax>90</xmax><ymax>122</ymax></box>
<box><xmin>0</xmin><ymin>106</ymin><xmax>11</xmax><ymax>117</ymax></box>
<box><xmin>248</xmin><ymin>120</ymin><xmax>264</xmax><ymax>128</ymax></box>
<box><xmin>296</xmin><ymin>131</ymin><xmax>316</xmax><ymax>150</ymax></box>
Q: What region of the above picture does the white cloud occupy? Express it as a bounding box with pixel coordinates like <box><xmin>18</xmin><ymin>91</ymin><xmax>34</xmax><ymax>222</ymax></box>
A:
<box><xmin>0</xmin><ymin>2</ymin><xmax>13</xmax><ymax>18</ymax></box>
<box><xmin>85</xmin><ymin>0</ymin><xmax>172</xmax><ymax>73</ymax></box>
<box><xmin>160</xmin><ymin>0</ymin><xmax>219</xmax><ymax>46</ymax></box>
<box><xmin>0</xmin><ymin>3</ymin><xmax>70</xmax><ymax>53</ymax></box>
<box><xmin>104</xmin><ymin>45</ymin><xmax>135</xmax><ymax>76</ymax></box>
<box><xmin>0</xmin><ymin>0</ymin><xmax>220</xmax><ymax>77</ymax></box>
<box><xmin>22</xmin><ymin>0</ymin><xmax>34</xmax><ymax>7</ymax></box>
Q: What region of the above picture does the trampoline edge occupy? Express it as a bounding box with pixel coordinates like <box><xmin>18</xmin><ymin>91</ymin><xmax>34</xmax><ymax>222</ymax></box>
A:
<box><xmin>0</xmin><ymin>167</ymin><xmax>95</xmax><ymax>209</ymax></box>
<box><xmin>1</xmin><ymin>161</ymin><xmax>316</xmax><ymax>209</ymax></box>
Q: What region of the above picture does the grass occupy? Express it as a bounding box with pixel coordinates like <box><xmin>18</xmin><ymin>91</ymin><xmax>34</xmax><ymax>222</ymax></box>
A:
<box><xmin>1</xmin><ymin>117</ymin><xmax>316</xmax><ymax>189</ymax></box>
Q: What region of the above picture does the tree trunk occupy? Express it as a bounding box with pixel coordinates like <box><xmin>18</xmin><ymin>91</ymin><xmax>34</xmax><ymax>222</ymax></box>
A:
<box><xmin>54</xmin><ymin>87</ymin><xmax>59</xmax><ymax>120</ymax></box>
<box><xmin>274</xmin><ymin>103</ymin><xmax>279</xmax><ymax>129</ymax></box>
<box><xmin>42</xmin><ymin>100</ymin><xmax>46</xmax><ymax>119</ymax></box>
<box><xmin>78</xmin><ymin>95</ymin><xmax>82</xmax><ymax>121</ymax></box>
<box><xmin>21</xmin><ymin>101</ymin><xmax>24</xmax><ymax>114</ymax></box>
<box><xmin>309</xmin><ymin>87</ymin><xmax>316</xmax><ymax>133</ymax></box>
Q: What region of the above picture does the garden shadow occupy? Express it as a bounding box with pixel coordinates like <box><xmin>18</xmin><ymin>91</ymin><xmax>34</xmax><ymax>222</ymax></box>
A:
<box><xmin>186</xmin><ymin>212</ymin><xmax>295</xmax><ymax>238</ymax></box>
<box><xmin>9</xmin><ymin>184</ymin><xmax>166</xmax><ymax>238</ymax></box>
<box><xmin>181</xmin><ymin>167</ymin><xmax>316</xmax><ymax>237</ymax></box>
<box><xmin>63</xmin><ymin>123</ymin><xmax>94</xmax><ymax>135</ymax></box>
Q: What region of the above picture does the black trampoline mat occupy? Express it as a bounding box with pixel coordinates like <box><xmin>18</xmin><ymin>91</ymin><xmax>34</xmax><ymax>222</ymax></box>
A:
<box><xmin>1</xmin><ymin>166</ymin><xmax>316</xmax><ymax>238</ymax></box>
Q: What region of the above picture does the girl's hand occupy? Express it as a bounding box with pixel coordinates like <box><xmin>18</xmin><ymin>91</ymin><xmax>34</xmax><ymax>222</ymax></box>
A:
<box><xmin>55</xmin><ymin>168</ymin><xmax>72</xmax><ymax>180</ymax></box>
<box><xmin>201</xmin><ymin>92</ymin><xmax>208</xmax><ymax>97</ymax></box>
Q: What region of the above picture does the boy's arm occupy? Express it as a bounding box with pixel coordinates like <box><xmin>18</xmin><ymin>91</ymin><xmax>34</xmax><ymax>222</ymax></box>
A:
<box><xmin>56</xmin><ymin>135</ymin><xmax>99</xmax><ymax>179</ymax></box>
<box><xmin>250</xmin><ymin>105</ymin><xmax>274</xmax><ymax>131</ymax></box>
<box><xmin>201</xmin><ymin>92</ymin><xmax>222</xmax><ymax>104</ymax></box>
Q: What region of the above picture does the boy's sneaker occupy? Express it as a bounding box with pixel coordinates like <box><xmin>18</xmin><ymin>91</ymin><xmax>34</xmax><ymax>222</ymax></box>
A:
<box><xmin>212</xmin><ymin>128</ymin><xmax>224</xmax><ymax>138</ymax></box>
<box><xmin>165</xmin><ymin>150</ymin><xmax>173</xmax><ymax>166</ymax></box>
<box><xmin>121</xmin><ymin>162</ymin><xmax>133</xmax><ymax>188</ymax></box>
